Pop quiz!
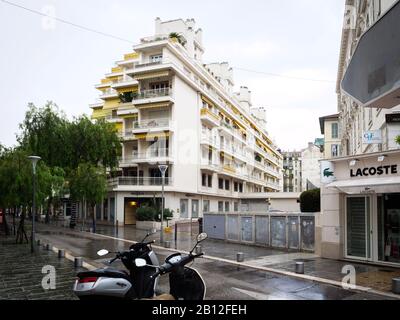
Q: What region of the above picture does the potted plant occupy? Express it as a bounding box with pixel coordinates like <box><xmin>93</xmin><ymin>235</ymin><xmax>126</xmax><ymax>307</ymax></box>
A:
<box><xmin>169</xmin><ymin>32</ymin><xmax>186</xmax><ymax>46</ymax></box>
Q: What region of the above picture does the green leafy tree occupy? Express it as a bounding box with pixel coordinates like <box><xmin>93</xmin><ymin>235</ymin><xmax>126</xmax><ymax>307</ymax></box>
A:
<box><xmin>69</xmin><ymin>163</ymin><xmax>107</xmax><ymax>232</ymax></box>
<box><xmin>300</xmin><ymin>189</ymin><xmax>321</xmax><ymax>213</ymax></box>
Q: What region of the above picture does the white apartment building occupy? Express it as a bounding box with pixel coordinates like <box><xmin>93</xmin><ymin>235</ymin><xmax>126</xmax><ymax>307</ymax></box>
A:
<box><xmin>318</xmin><ymin>0</ymin><xmax>400</xmax><ymax>266</ymax></box>
<box><xmin>282</xmin><ymin>151</ymin><xmax>302</xmax><ymax>193</ymax></box>
<box><xmin>301</xmin><ymin>142</ymin><xmax>323</xmax><ymax>191</ymax></box>
<box><xmin>89</xmin><ymin>18</ymin><xmax>283</xmax><ymax>226</ymax></box>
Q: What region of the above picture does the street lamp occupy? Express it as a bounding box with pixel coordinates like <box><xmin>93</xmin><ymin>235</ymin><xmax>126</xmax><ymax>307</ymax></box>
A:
<box><xmin>28</xmin><ymin>156</ymin><xmax>41</xmax><ymax>253</ymax></box>
<box><xmin>158</xmin><ymin>164</ymin><xmax>168</xmax><ymax>245</ymax></box>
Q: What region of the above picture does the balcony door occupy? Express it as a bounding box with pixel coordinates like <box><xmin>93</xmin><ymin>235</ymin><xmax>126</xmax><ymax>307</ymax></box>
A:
<box><xmin>346</xmin><ymin>196</ymin><xmax>372</xmax><ymax>260</ymax></box>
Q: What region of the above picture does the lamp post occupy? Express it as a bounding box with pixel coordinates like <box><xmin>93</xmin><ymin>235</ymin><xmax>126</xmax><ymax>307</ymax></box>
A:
<box><xmin>158</xmin><ymin>164</ymin><xmax>168</xmax><ymax>245</ymax></box>
<box><xmin>28</xmin><ymin>156</ymin><xmax>41</xmax><ymax>253</ymax></box>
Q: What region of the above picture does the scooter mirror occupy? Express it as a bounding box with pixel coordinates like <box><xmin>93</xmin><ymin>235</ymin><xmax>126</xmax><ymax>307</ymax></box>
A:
<box><xmin>197</xmin><ymin>233</ymin><xmax>208</xmax><ymax>243</ymax></box>
<box><xmin>97</xmin><ymin>249</ymin><xmax>109</xmax><ymax>257</ymax></box>
<box><xmin>135</xmin><ymin>258</ymin><xmax>147</xmax><ymax>267</ymax></box>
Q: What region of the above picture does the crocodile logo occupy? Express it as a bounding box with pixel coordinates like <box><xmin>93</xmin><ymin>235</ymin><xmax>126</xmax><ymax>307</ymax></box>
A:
<box><xmin>323</xmin><ymin>168</ymin><xmax>334</xmax><ymax>177</ymax></box>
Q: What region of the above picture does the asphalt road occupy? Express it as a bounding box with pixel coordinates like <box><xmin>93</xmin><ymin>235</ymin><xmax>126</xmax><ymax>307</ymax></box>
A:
<box><xmin>34</xmin><ymin>228</ymin><xmax>392</xmax><ymax>300</ymax></box>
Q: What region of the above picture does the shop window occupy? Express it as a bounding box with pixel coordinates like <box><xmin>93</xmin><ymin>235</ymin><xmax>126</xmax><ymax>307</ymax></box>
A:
<box><xmin>180</xmin><ymin>199</ymin><xmax>189</xmax><ymax>218</ymax></box>
<box><xmin>225</xmin><ymin>202</ymin><xmax>230</xmax><ymax>212</ymax></box>
<box><xmin>203</xmin><ymin>200</ymin><xmax>210</xmax><ymax>213</ymax></box>
<box><xmin>218</xmin><ymin>201</ymin><xmax>224</xmax><ymax>212</ymax></box>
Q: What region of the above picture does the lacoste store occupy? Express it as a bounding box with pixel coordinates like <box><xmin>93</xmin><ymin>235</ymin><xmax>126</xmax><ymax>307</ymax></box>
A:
<box><xmin>317</xmin><ymin>150</ymin><xmax>400</xmax><ymax>266</ymax></box>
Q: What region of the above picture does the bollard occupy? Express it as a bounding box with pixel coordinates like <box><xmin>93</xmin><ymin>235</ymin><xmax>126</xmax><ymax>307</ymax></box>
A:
<box><xmin>58</xmin><ymin>249</ymin><xmax>65</xmax><ymax>258</ymax></box>
<box><xmin>236</xmin><ymin>252</ymin><xmax>244</xmax><ymax>262</ymax></box>
<box><xmin>36</xmin><ymin>239</ymin><xmax>41</xmax><ymax>246</ymax></box>
<box><xmin>195</xmin><ymin>245</ymin><xmax>202</xmax><ymax>255</ymax></box>
<box><xmin>295</xmin><ymin>262</ymin><xmax>305</xmax><ymax>274</ymax></box>
<box><xmin>164</xmin><ymin>241</ymin><xmax>171</xmax><ymax>248</ymax></box>
<box><xmin>392</xmin><ymin>278</ymin><xmax>400</xmax><ymax>294</ymax></box>
<box><xmin>74</xmin><ymin>257</ymin><xmax>83</xmax><ymax>268</ymax></box>
<box><xmin>45</xmin><ymin>243</ymin><xmax>52</xmax><ymax>251</ymax></box>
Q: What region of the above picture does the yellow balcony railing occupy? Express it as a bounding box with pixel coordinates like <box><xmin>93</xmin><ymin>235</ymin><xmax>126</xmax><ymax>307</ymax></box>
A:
<box><xmin>124</xmin><ymin>52</ymin><xmax>139</xmax><ymax>60</ymax></box>
<box><xmin>223</xmin><ymin>165</ymin><xmax>236</xmax><ymax>174</ymax></box>
<box><xmin>111</xmin><ymin>66</ymin><xmax>123</xmax><ymax>73</ymax></box>
<box><xmin>201</xmin><ymin>108</ymin><xmax>220</xmax><ymax>121</ymax></box>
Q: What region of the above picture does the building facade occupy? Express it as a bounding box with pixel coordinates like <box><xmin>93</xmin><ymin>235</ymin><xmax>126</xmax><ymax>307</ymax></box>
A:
<box><xmin>89</xmin><ymin>18</ymin><xmax>283</xmax><ymax>225</ymax></box>
<box><xmin>318</xmin><ymin>0</ymin><xmax>400</xmax><ymax>266</ymax></box>
<box><xmin>319</xmin><ymin>114</ymin><xmax>341</xmax><ymax>159</ymax></box>
<box><xmin>301</xmin><ymin>142</ymin><xmax>323</xmax><ymax>191</ymax></box>
<box><xmin>282</xmin><ymin>151</ymin><xmax>302</xmax><ymax>192</ymax></box>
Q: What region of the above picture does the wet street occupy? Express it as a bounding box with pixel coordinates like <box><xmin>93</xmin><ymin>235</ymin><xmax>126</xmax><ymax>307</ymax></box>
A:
<box><xmin>34</xmin><ymin>225</ymin><xmax>395</xmax><ymax>300</ymax></box>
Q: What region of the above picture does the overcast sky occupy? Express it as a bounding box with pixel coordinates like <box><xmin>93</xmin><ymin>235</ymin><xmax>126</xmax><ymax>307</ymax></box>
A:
<box><xmin>0</xmin><ymin>0</ymin><xmax>345</xmax><ymax>150</ymax></box>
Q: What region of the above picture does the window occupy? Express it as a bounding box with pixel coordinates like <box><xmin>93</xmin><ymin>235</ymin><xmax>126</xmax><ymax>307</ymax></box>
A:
<box><xmin>239</xmin><ymin>183</ymin><xmax>243</xmax><ymax>193</ymax></box>
<box><xmin>331</xmin><ymin>144</ymin><xmax>339</xmax><ymax>157</ymax></box>
<box><xmin>331</xmin><ymin>123</ymin><xmax>339</xmax><ymax>139</ymax></box>
<box><xmin>207</xmin><ymin>175</ymin><xmax>212</xmax><ymax>187</ymax></box>
<box><xmin>203</xmin><ymin>200</ymin><xmax>210</xmax><ymax>213</ymax></box>
<box><xmin>192</xmin><ymin>200</ymin><xmax>199</xmax><ymax>218</ymax></box>
<box><xmin>234</xmin><ymin>202</ymin><xmax>239</xmax><ymax>212</ymax></box>
<box><xmin>150</xmin><ymin>54</ymin><xmax>163</xmax><ymax>63</ymax></box>
<box><xmin>225</xmin><ymin>180</ymin><xmax>230</xmax><ymax>190</ymax></box>
<box><xmin>234</xmin><ymin>182</ymin><xmax>238</xmax><ymax>192</ymax></box>
<box><xmin>218</xmin><ymin>178</ymin><xmax>224</xmax><ymax>189</ymax></box>
<box><xmin>180</xmin><ymin>199</ymin><xmax>189</xmax><ymax>218</ymax></box>
<box><xmin>225</xmin><ymin>202</ymin><xmax>230</xmax><ymax>212</ymax></box>
<box><xmin>218</xmin><ymin>201</ymin><xmax>224</xmax><ymax>212</ymax></box>
<box><xmin>202</xmin><ymin>174</ymin><xmax>207</xmax><ymax>187</ymax></box>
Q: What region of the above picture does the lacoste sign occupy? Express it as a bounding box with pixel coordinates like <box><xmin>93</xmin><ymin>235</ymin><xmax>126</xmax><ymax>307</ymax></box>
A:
<box><xmin>350</xmin><ymin>164</ymin><xmax>398</xmax><ymax>177</ymax></box>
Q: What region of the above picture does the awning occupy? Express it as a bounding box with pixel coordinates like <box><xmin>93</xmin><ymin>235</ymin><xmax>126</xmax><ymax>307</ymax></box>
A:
<box><xmin>135</xmin><ymin>132</ymin><xmax>170</xmax><ymax>140</ymax></box>
<box><xmin>135</xmin><ymin>71</ymin><xmax>170</xmax><ymax>81</ymax></box>
<box><xmin>326</xmin><ymin>176</ymin><xmax>400</xmax><ymax>194</ymax></box>
<box><xmin>135</xmin><ymin>102</ymin><xmax>171</xmax><ymax>109</ymax></box>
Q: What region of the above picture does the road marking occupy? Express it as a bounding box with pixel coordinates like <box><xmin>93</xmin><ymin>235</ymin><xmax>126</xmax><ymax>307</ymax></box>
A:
<box><xmin>232</xmin><ymin>287</ymin><xmax>271</xmax><ymax>300</ymax></box>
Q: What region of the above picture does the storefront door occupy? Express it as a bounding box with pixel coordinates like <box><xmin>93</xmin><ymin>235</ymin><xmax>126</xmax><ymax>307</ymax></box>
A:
<box><xmin>345</xmin><ymin>196</ymin><xmax>372</xmax><ymax>261</ymax></box>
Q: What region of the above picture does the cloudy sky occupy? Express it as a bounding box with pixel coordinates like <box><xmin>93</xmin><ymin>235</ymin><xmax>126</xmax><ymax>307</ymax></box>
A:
<box><xmin>0</xmin><ymin>0</ymin><xmax>345</xmax><ymax>150</ymax></box>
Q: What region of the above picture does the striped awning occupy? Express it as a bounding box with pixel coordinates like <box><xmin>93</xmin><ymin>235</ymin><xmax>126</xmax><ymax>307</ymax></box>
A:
<box><xmin>135</xmin><ymin>102</ymin><xmax>171</xmax><ymax>109</ymax></box>
<box><xmin>135</xmin><ymin>132</ymin><xmax>170</xmax><ymax>140</ymax></box>
<box><xmin>135</xmin><ymin>71</ymin><xmax>170</xmax><ymax>81</ymax></box>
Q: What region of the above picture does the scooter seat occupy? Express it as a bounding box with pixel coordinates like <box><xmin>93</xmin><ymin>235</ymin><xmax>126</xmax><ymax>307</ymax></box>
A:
<box><xmin>77</xmin><ymin>268</ymin><xmax>130</xmax><ymax>282</ymax></box>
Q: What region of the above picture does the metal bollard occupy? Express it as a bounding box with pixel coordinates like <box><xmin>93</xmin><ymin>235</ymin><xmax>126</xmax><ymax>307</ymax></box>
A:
<box><xmin>45</xmin><ymin>243</ymin><xmax>52</xmax><ymax>251</ymax></box>
<box><xmin>164</xmin><ymin>241</ymin><xmax>171</xmax><ymax>248</ymax></box>
<box><xmin>236</xmin><ymin>252</ymin><xmax>244</xmax><ymax>262</ymax></box>
<box><xmin>74</xmin><ymin>257</ymin><xmax>83</xmax><ymax>268</ymax></box>
<box><xmin>58</xmin><ymin>249</ymin><xmax>65</xmax><ymax>258</ymax></box>
<box><xmin>295</xmin><ymin>262</ymin><xmax>305</xmax><ymax>274</ymax></box>
<box><xmin>392</xmin><ymin>278</ymin><xmax>400</xmax><ymax>294</ymax></box>
<box><xmin>36</xmin><ymin>239</ymin><xmax>41</xmax><ymax>246</ymax></box>
<box><xmin>195</xmin><ymin>245</ymin><xmax>202</xmax><ymax>255</ymax></box>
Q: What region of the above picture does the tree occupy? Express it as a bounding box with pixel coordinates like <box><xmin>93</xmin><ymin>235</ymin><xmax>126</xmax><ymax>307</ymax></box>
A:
<box><xmin>395</xmin><ymin>135</ymin><xmax>400</xmax><ymax>145</ymax></box>
<box><xmin>69</xmin><ymin>163</ymin><xmax>107</xmax><ymax>232</ymax></box>
<box><xmin>300</xmin><ymin>189</ymin><xmax>321</xmax><ymax>213</ymax></box>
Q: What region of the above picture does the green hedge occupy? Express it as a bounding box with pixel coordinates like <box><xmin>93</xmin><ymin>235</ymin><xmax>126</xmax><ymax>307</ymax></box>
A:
<box><xmin>136</xmin><ymin>206</ymin><xmax>174</xmax><ymax>221</ymax></box>
<box><xmin>136</xmin><ymin>206</ymin><xmax>157</xmax><ymax>221</ymax></box>
<box><xmin>300</xmin><ymin>188</ymin><xmax>320</xmax><ymax>212</ymax></box>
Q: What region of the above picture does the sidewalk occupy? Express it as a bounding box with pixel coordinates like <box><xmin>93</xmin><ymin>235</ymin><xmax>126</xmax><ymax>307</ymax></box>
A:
<box><xmin>0</xmin><ymin>237</ymin><xmax>81</xmax><ymax>300</ymax></box>
<box><xmin>36</xmin><ymin>222</ymin><xmax>400</xmax><ymax>297</ymax></box>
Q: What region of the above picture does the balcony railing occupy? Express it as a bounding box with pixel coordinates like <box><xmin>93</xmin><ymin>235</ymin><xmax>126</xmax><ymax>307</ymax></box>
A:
<box><xmin>121</xmin><ymin>148</ymin><xmax>170</xmax><ymax>162</ymax></box>
<box><xmin>200</xmin><ymin>108</ymin><xmax>220</xmax><ymax>122</ymax></box>
<box><xmin>100</xmin><ymin>88</ymin><xmax>118</xmax><ymax>97</ymax></box>
<box><xmin>133</xmin><ymin>118</ymin><xmax>170</xmax><ymax>129</ymax></box>
<box><xmin>135</xmin><ymin>60</ymin><xmax>163</xmax><ymax>68</ymax></box>
<box><xmin>133</xmin><ymin>88</ymin><xmax>172</xmax><ymax>100</ymax></box>
<box><xmin>109</xmin><ymin>177</ymin><xmax>172</xmax><ymax>187</ymax></box>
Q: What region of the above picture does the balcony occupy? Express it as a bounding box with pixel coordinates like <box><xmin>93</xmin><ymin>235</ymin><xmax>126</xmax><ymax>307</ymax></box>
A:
<box><xmin>109</xmin><ymin>177</ymin><xmax>173</xmax><ymax>187</ymax></box>
<box><xmin>132</xmin><ymin>88</ymin><xmax>174</xmax><ymax>106</ymax></box>
<box><xmin>219</xmin><ymin>121</ymin><xmax>247</xmax><ymax>144</ymax></box>
<box><xmin>111</xmin><ymin>75</ymin><xmax>138</xmax><ymax>89</ymax></box>
<box><xmin>200</xmin><ymin>108</ymin><xmax>220</xmax><ymax>127</ymax></box>
<box><xmin>200</xmin><ymin>135</ymin><xmax>219</xmax><ymax>149</ymax></box>
<box><xmin>120</xmin><ymin>148</ymin><xmax>172</xmax><ymax>165</ymax></box>
<box><xmin>100</xmin><ymin>88</ymin><xmax>119</xmax><ymax>100</ymax></box>
<box><xmin>132</xmin><ymin>118</ymin><xmax>171</xmax><ymax>133</ymax></box>
<box><xmin>135</xmin><ymin>61</ymin><xmax>163</xmax><ymax>68</ymax></box>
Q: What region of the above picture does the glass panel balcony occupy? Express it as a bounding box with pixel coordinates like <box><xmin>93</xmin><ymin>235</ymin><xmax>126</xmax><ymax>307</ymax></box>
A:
<box><xmin>109</xmin><ymin>177</ymin><xmax>172</xmax><ymax>187</ymax></box>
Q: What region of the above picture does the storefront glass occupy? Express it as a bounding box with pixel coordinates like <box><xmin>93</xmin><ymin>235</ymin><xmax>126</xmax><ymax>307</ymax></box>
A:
<box><xmin>378</xmin><ymin>193</ymin><xmax>400</xmax><ymax>264</ymax></box>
